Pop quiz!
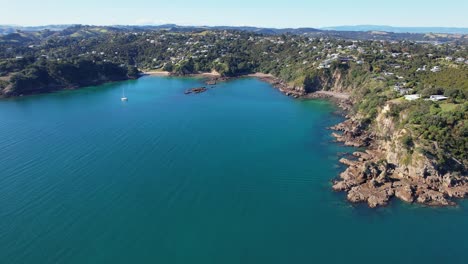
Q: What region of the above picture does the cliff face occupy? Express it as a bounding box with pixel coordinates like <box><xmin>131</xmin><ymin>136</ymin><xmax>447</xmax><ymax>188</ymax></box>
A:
<box><xmin>298</xmin><ymin>69</ymin><xmax>348</xmax><ymax>94</ymax></box>
<box><xmin>375</xmin><ymin>106</ymin><xmax>440</xmax><ymax>180</ymax></box>
<box><xmin>264</xmin><ymin>68</ymin><xmax>358</xmax><ymax>97</ymax></box>
<box><xmin>332</xmin><ymin>104</ymin><xmax>468</xmax><ymax>207</ymax></box>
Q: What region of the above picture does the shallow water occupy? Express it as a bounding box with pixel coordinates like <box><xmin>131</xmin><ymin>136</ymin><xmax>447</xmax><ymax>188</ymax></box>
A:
<box><xmin>0</xmin><ymin>76</ymin><xmax>467</xmax><ymax>263</ymax></box>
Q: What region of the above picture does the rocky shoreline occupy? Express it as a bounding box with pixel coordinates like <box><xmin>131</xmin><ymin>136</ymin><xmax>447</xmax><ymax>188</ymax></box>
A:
<box><xmin>248</xmin><ymin>72</ymin><xmax>468</xmax><ymax>208</ymax></box>
<box><xmin>330</xmin><ymin>117</ymin><xmax>468</xmax><ymax>208</ymax></box>
<box><xmin>253</xmin><ymin>75</ymin><xmax>305</xmax><ymax>98</ymax></box>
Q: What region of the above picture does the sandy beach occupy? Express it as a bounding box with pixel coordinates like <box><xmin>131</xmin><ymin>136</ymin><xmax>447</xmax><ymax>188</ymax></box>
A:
<box><xmin>142</xmin><ymin>70</ymin><xmax>221</xmax><ymax>78</ymax></box>
<box><xmin>247</xmin><ymin>73</ymin><xmax>275</xmax><ymax>78</ymax></box>
<box><xmin>142</xmin><ymin>71</ymin><xmax>171</xmax><ymax>76</ymax></box>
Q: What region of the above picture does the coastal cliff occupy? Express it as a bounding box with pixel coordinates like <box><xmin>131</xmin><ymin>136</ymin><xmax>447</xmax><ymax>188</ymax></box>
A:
<box><xmin>331</xmin><ymin>108</ymin><xmax>468</xmax><ymax>207</ymax></box>
<box><xmin>258</xmin><ymin>67</ymin><xmax>468</xmax><ymax>208</ymax></box>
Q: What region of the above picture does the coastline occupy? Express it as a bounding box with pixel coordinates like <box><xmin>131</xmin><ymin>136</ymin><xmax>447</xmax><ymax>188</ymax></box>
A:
<box><xmin>248</xmin><ymin>72</ymin><xmax>468</xmax><ymax>208</ymax></box>
<box><xmin>0</xmin><ymin>76</ymin><xmax>137</xmax><ymax>99</ymax></box>
<box><xmin>248</xmin><ymin>73</ymin><xmax>352</xmax><ymax>108</ymax></box>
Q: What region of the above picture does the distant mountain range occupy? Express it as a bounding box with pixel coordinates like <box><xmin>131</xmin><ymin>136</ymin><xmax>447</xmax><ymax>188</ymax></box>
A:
<box><xmin>0</xmin><ymin>24</ymin><xmax>72</xmax><ymax>35</ymax></box>
<box><xmin>0</xmin><ymin>24</ymin><xmax>323</xmax><ymax>35</ymax></box>
<box><xmin>321</xmin><ymin>25</ymin><xmax>468</xmax><ymax>34</ymax></box>
<box><xmin>1</xmin><ymin>24</ymin><xmax>468</xmax><ymax>35</ymax></box>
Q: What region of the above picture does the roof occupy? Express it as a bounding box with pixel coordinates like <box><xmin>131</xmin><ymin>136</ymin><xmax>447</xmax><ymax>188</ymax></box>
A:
<box><xmin>404</xmin><ymin>94</ymin><xmax>421</xmax><ymax>101</ymax></box>
<box><xmin>429</xmin><ymin>95</ymin><xmax>448</xmax><ymax>101</ymax></box>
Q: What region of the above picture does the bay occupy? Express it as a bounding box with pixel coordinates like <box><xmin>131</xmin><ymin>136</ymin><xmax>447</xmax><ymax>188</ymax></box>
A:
<box><xmin>0</xmin><ymin>76</ymin><xmax>467</xmax><ymax>263</ymax></box>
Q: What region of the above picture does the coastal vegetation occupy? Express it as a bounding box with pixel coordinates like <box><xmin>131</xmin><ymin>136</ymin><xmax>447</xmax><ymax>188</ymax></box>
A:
<box><xmin>2</xmin><ymin>58</ymin><xmax>139</xmax><ymax>96</ymax></box>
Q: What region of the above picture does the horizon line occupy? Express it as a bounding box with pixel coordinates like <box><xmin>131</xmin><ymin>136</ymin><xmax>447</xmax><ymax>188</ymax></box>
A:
<box><xmin>2</xmin><ymin>23</ymin><xmax>468</xmax><ymax>30</ymax></box>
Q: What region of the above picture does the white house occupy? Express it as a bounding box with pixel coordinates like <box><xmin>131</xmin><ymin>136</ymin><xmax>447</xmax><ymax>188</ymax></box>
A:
<box><xmin>416</xmin><ymin>65</ymin><xmax>427</xmax><ymax>72</ymax></box>
<box><xmin>429</xmin><ymin>95</ymin><xmax>448</xmax><ymax>101</ymax></box>
<box><xmin>405</xmin><ymin>94</ymin><xmax>421</xmax><ymax>101</ymax></box>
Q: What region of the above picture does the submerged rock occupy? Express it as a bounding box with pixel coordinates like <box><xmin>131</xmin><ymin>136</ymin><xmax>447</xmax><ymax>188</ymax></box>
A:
<box><xmin>185</xmin><ymin>87</ymin><xmax>207</xmax><ymax>94</ymax></box>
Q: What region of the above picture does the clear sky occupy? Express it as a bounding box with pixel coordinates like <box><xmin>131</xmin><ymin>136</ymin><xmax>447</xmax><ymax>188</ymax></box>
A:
<box><xmin>1</xmin><ymin>0</ymin><xmax>467</xmax><ymax>28</ymax></box>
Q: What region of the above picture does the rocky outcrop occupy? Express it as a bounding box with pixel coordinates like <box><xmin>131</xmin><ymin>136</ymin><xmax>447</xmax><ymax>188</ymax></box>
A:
<box><xmin>256</xmin><ymin>76</ymin><xmax>304</xmax><ymax>98</ymax></box>
<box><xmin>330</xmin><ymin>118</ymin><xmax>374</xmax><ymax>148</ymax></box>
<box><xmin>331</xmin><ymin>104</ymin><xmax>468</xmax><ymax>208</ymax></box>
<box><xmin>184</xmin><ymin>87</ymin><xmax>207</xmax><ymax>94</ymax></box>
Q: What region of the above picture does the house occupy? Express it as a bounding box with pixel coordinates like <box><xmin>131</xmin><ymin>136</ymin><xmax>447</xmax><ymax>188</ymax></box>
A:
<box><xmin>404</xmin><ymin>94</ymin><xmax>421</xmax><ymax>101</ymax></box>
<box><xmin>318</xmin><ymin>62</ymin><xmax>331</xmax><ymax>69</ymax></box>
<box><xmin>394</xmin><ymin>84</ymin><xmax>412</xmax><ymax>95</ymax></box>
<box><xmin>455</xmin><ymin>57</ymin><xmax>465</xmax><ymax>63</ymax></box>
<box><xmin>318</xmin><ymin>60</ymin><xmax>331</xmax><ymax>69</ymax></box>
<box><xmin>430</xmin><ymin>66</ymin><xmax>441</xmax><ymax>73</ymax></box>
<box><xmin>416</xmin><ymin>65</ymin><xmax>427</xmax><ymax>72</ymax></box>
<box><xmin>399</xmin><ymin>88</ymin><xmax>413</xmax><ymax>95</ymax></box>
<box><xmin>338</xmin><ymin>56</ymin><xmax>352</xmax><ymax>63</ymax></box>
<box><xmin>429</xmin><ymin>95</ymin><xmax>448</xmax><ymax>101</ymax></box>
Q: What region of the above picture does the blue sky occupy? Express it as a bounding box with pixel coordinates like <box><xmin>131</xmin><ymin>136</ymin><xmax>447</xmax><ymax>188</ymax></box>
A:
<box><xmin>2</xmin><ymin>0</ymin><xmax>467</xmax><ymax>27</ymax></box>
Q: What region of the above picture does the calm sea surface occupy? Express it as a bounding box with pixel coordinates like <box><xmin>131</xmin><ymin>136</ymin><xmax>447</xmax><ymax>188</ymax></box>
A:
<box><xmin>0</xmin><ymin>76</ymin><xmax>467</xmax><ymax>263</ymax></box>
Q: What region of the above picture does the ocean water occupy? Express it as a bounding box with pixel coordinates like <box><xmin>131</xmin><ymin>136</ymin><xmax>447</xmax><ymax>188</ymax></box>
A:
<box><xmin>0</xmin><ymin>76</ymin><xmax>467</xmax><ymax>264</ymax></box>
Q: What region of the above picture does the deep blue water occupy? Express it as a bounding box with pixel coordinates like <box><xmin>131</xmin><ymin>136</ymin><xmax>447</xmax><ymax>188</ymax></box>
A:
<box><xmin>0</xmin><ymin>76</ymin><xmax>467</xmax><ymax>263</ymax></box>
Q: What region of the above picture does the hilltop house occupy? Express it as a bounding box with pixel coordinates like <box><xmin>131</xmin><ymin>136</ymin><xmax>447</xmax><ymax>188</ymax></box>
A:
<box><xmin>416</xmin><ymin>65</ymin><xmax>427</xmax><ymax>72</ymax></box>
<box><xmin>430</xmin><ymin>66</ymin><xmax>441</xmax><ymax>73</ymax></box>
<box><xmin>404</xmin><ymin>94</ymin><xmax>421</xmax><ymax>101</ymax></box>
<box><xmin>429</xmin><ymin>95</ymin><xmax>448</xmax><ymax>101</ymax></box>
<box><xmin>394</xmin><ymin>84</ymin><xmax>412</xmax><ymax>95</ymax></box>
<box><xmin>318</xmin><ymin>62</ymin><xmax>331</xmax><ymax>69</ymax></box>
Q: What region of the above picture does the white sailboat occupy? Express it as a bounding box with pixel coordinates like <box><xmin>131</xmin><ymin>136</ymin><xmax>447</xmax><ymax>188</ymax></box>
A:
<box><xmin>121</xmin><ymin>87</ymin><xmax>128</xmax><ymax>101</ymax></box>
